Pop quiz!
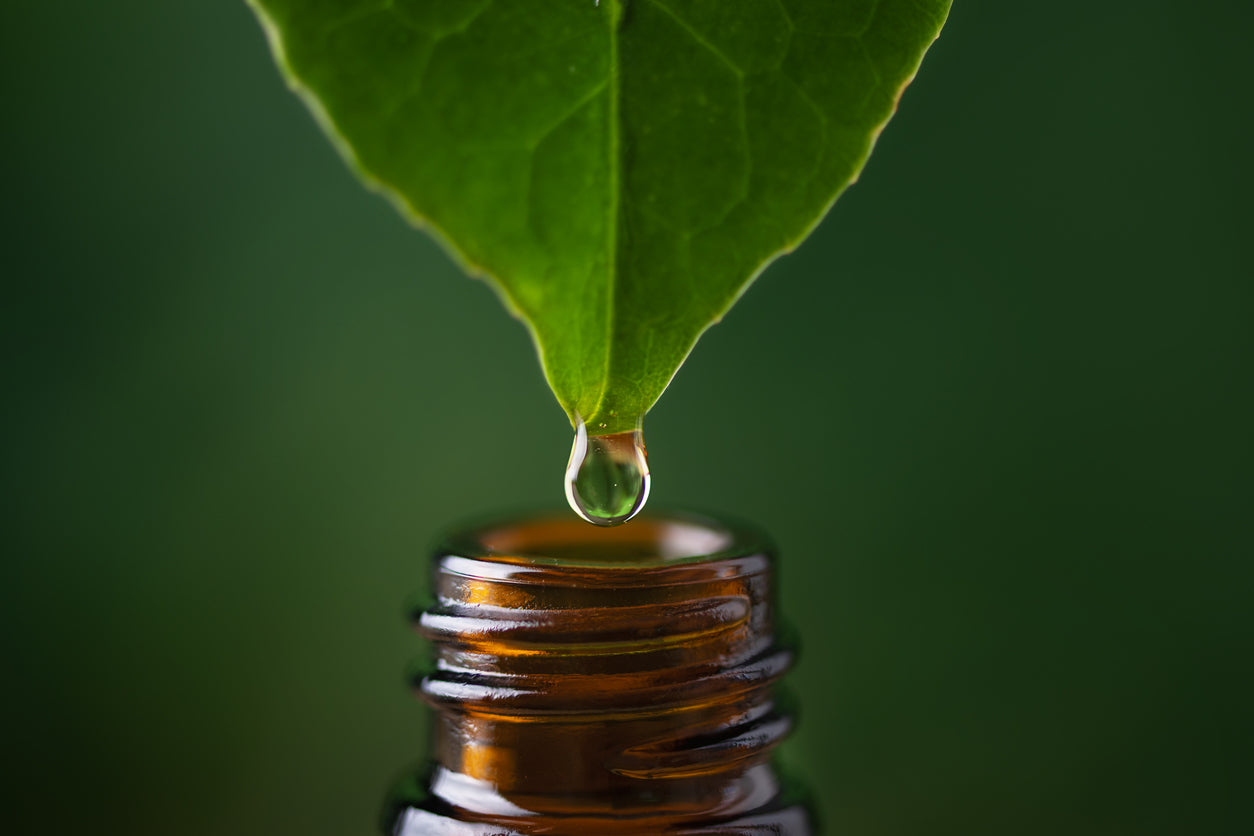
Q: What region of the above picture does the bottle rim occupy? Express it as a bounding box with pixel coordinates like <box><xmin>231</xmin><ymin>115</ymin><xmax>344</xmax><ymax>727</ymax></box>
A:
<box><xmin>434</xmin><ymin>508</ymin><xmax>774</xmax><ymax>572</ymax></box>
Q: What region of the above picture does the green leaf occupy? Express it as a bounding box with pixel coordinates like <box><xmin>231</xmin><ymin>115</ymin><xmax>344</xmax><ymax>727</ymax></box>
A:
<box><xmin>247</xmin><ymin>0</ymin><xmax>951</xmax><ymax>434</ymax></box>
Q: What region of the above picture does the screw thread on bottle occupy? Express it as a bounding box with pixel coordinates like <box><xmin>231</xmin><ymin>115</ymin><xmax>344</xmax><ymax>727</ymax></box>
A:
<box><xmin>385</xmin><ymin>513</ymin><xmax>813</xmax><ymax>835</ymax></box>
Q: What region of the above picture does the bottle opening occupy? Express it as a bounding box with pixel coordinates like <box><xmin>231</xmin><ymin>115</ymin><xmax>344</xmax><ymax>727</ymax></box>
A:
<box><xmin>452</xmin><ymin>512</ymin><xmax>748</xmax><ymax>568</ymax></box>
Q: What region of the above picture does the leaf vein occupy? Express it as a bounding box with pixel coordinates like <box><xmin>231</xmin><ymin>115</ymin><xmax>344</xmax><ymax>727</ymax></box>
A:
<box><xmin>772</xmin><ymin>0</ymin><xmax>795</xmax><ymax>32</ymax></box>
<box><xmin>527</xmin><ymin>80</ymin><xmax>610</xmax><ymax>152</ymax></box>
<box><xmin>644</xmin><ymin>0</ymin><xmax>744</xmax><ymax>78</ymax></box>
<box><xmin>320</xmin><ymin>1</ymin><xmax>393</xmax><ymax>37</ymax></box>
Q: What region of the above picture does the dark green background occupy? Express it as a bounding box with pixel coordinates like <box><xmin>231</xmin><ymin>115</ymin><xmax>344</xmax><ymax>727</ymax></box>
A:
<box><xmin>3</xmin><ymin>2</ymin><xmax>1250</xmax><ymax>834</ymax></box>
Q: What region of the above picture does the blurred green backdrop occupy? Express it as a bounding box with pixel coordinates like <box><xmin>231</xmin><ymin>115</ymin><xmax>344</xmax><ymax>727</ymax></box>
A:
<box><xmin>3</xmin><ymin>1</ymin><xmax>1250</xmax><ymax>834</ymax></box>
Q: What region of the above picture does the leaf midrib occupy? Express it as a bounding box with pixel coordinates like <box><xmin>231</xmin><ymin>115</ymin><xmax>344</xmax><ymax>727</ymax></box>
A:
<box><xmin>590</xmin><ymin>0</ymin><xmax>622</xmax><ymax>429</ymax></box>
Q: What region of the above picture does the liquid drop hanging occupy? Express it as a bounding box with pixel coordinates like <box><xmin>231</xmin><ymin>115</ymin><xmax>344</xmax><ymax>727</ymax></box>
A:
<box><xmin>564</xmin><ymin>420</ymin><xmax>650</xmax><ymax>526</ymax></box>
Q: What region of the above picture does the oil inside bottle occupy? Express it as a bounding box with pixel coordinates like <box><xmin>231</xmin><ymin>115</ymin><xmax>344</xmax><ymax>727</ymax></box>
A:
<box><xmin>564</xmin><ymin>420</ymin><xmax>650</xmax><ymax>526</ymax></box>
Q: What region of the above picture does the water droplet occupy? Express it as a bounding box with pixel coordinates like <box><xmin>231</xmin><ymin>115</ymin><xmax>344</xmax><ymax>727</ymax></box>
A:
<box><xmin>564</xmin><ymin>420</ymin><xmax>650</xmax><ymax>526</ymax></box>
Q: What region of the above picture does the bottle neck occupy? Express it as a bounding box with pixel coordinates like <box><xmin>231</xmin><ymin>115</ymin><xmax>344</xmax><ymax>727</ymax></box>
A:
<box><xmin>393</xmin><ymin>513</ymin><xmax>809</xmax><ymax>834</ymax></box>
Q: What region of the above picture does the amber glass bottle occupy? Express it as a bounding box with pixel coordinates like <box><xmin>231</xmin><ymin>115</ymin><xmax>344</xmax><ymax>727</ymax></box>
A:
<box><xmin>384</xmin><ymin>512</ymin><xmax>813</xmax><ymax>835</ymax></box>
